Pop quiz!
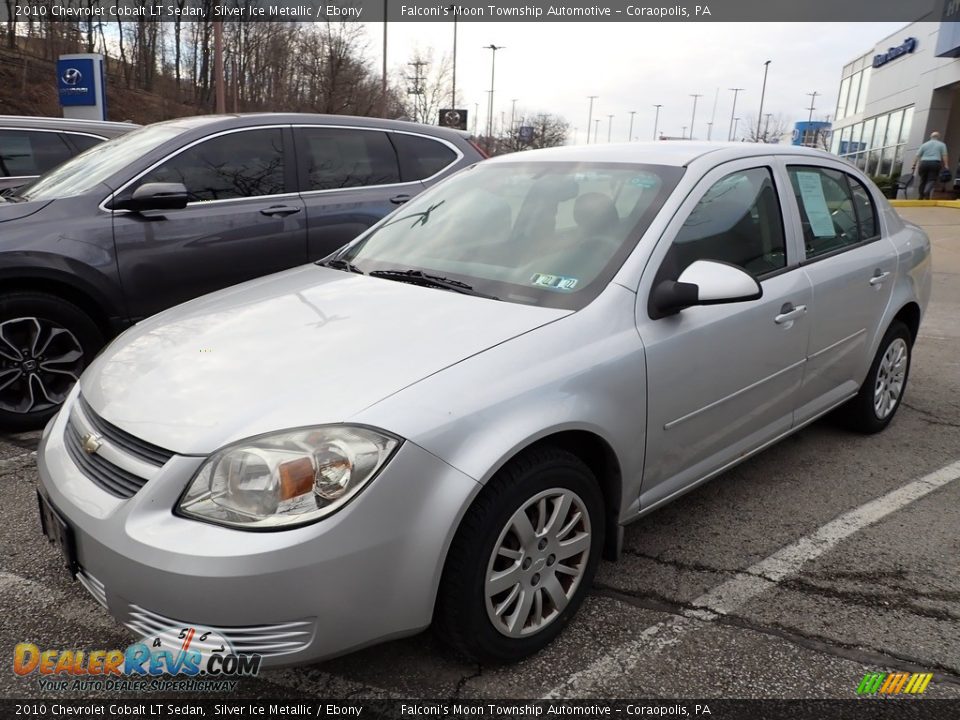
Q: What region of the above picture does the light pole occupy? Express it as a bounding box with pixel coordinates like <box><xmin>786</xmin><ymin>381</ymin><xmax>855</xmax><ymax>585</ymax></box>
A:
<box><xmin>806</xmin><ymin>91</ymin><xmax>819</xmax><ymax>122</ymax></box>
<box><xmin>450</xmin><ymin>8</ymin><xmax>458</xmax><ymax>108</ymax></box>
<box><xmin>214</xmin><ymin>20</ymin><xmax>225</xmax><ymax>113</ymax></box>
<box><xmin>732</xmin><ymin>117</ymin><xmax>740</xmax><ymax>140</ymax></box>
<box><xmin>586</xmin><ymin>95</ymin><xmax>598</xmax><ymax>144</ymax></box>
<box><xmin>511</xmin><ymin>98</ymin><xmax>518</xmax><ymax>132</ymax></box>
<box><xmin>607</xmin><ymin>114</ymin><xmax>614</xmax><ymax>142</ymax></box>
<box><xmin>484</xmin><ymin>44</ymin><xmax>504</xmax><ymax>150</ymax></box>
<box><xmin>381</xmin><ymin>0</ymin><xmax>388</xmax><ymax>117</ymax></box>
<box><xmin>756</xmin><ymin>60</ymin><xmax>771</xmax><ymax>142</ymax></box>
<box><xmin>728</xmin><ymin>88</ymin><xmax>744</xmax><ymax>141</ymax></box>
<box><xmin>593</xmin><ymin>118</ymin><xmax>601</xmax><ymax>143</ymax></box>
<box><xmin>681</xmin><ymin>126</ymin><xmax>687</xmax><ymax>139</ymax></box>
<box><xmin>627</xmin><ymin>110</ymin><xmax>636</xmax><ymax>141</ymax></box>
<box><xmin>652</xmin><ymin>104</ymin><xmax>662</xmax><ymax>140</ymax></box>
<box><xmin>689</xmin><ymin>93</ymin><xmax>702</xmax><ymax>140</ymax></box>
<box><xmin>763</xmin><ymin>113</ymin><xmax>773</xmax><ymax>141</ymax></box>
<box><xmin>706</xmin><ymin>122</ymin><xmax>713</xmax><ymax>140</ymax></box>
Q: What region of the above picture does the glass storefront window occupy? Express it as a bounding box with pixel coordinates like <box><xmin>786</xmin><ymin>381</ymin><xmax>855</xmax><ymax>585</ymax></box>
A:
<box><xmin>878</xmin><ymin>146</ymin><xmax>893</xmax><ymax>177</ymax></box>
<box><xmin>830</xmin><ymin>129</ymin><xmax>842</xmax><ymax>155</ymax></box>
<box><xmin>849</xmin><ymin>122</ymin><xmax>864</xmax><ymax>153</ymax></box>
<box><xmin>846</xmin><ymin>72</ymin><xmax>862</xmax><ymax>118</ymax></box>
<box><xmin>900</xmin><ymin>107</ymin><xmax>913</xmax><ymax>144</ymax></box>
<box><xmin>867</xmin><ymin>148</ymin><xmax>882</xmax><ymax>176</ymax></box>
<box><xmin>855</xmin><ymin>69</ymin><xmax>871</xmax><ymax>114</ymax></box>
<box><xmin>886</xmin><ymin>110</ymin><xmax>902</xmax><ymax>148</ymax></box>
<box><xmin>893</xmin><ymin>145</ymin><xmax>905</xmax><ymax>179</ymax></box>
<box><xmin>855</xmin><ymin>153</ymin><xmax>868</xmax><ymax>171</ymax></box>
<box><xmin>862</xmin><ymin>118</ymin><xmax>876</xmax><ymax>151</ymax></box>
<box><xmin>873</xmin><ymin>115</ymin><xmax>888</xmax><ymax>152</ymax></box>
<box><xmin>836</xmin><ymin>77</ymin><xmax>851</xmax><ymax>122</ymax></box>
<box><xmin>840</xmin><ymin>125</ymin><xmax>852</xmax><ymax>155</ymax></box>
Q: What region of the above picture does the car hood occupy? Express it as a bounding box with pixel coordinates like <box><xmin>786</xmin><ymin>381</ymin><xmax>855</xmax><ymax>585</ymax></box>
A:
<box><xmin>0</xmin><ymin>198</ymin><xmax>52</xmax><ymax>222</ymax></box>
<box><xmin>80</xmin><ymin>265</ymin><xmax>568</xmax><ymax>455</ymax></box>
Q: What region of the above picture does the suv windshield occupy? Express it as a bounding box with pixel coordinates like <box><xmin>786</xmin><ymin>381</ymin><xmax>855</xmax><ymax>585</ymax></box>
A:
<box><xmin>22</xmin><ymin>124</ymin><xmax>184</xmax><ymax>201</ymax></box>
<box><xmin>336</xmin><ymin>161</ymin><xmax>682</xmax><ymax>310</ymax></box>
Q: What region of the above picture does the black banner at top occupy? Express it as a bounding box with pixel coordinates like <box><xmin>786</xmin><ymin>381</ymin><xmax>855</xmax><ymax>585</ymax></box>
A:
<box><xmin>0</xmin><ymin>0</ymin><xmax>951</xmax><ymax>22</ymax></box>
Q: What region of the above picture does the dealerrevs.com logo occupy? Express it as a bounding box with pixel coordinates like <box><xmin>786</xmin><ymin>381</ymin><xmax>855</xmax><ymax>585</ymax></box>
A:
<box><xmin>13</xmin><ymin>626</ymin><xmax>261</xmax><ymax>693</ymax></box>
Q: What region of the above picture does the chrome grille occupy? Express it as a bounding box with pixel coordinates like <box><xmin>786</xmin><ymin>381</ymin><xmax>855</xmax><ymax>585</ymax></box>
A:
<box><xmin>125</xmin><ymin>603</ymin><xmax>316</xmax><ymax>658</ymax></box>
<box><xmin>77</xmin><ymin>569</ymin><xmax>108</xmax><ymax>609</ymax></box>
<box><xmin>64</xmin><ymin>419</ymin><xmax>148</xmax><ymax>498</ymax></box>
<box><xmin>78</xmin><ymin>395</ymin><xmax>174</xmax><ymax>467</ymax></box>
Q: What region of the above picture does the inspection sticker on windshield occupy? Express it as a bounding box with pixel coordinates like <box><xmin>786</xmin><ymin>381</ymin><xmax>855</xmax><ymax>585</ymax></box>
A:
<box><xmin>531</xmin><ymin>273</ymin><xmax>578</xmax><ymax>291</ymax></box>
<box><xmin>629</xmin><ymin>172</ymin><xmax>660</xmax><ymax>189</ymax></box>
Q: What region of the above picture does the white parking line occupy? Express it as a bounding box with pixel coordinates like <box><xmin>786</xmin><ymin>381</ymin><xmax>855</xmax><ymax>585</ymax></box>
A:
<box><xmin>544</xmin><ymin>458</ymin><xmax>960</xmax><ymax>699</ymax></box>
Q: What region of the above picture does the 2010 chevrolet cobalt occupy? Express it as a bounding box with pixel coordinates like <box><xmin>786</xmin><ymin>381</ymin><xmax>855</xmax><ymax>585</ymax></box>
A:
<box><xmin>37</xmin><ymin>142</ymin><xmax>930</xmax><ymax>665</ymax></box>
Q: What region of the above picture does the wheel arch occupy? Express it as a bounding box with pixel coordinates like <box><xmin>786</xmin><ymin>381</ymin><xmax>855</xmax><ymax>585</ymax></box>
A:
<box><xmin>0</xmin><ymin>269</ymin><xmax>121</xmax><ymax>339</ymax></box>
<box><xmin>891</xmin><ymin>301</ymin><xmax>921</xmax><ymax>345</ymax></box>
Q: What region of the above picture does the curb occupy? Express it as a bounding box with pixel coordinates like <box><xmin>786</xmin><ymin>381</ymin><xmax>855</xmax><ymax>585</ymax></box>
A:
<box><xmin>889</xmin><ymin>199</ymin><xmax>960</xmax><ymax>208</ymax></box>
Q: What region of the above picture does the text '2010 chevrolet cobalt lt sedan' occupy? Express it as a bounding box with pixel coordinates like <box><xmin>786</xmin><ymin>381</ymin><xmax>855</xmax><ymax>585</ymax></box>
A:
<box><xmin>37</xmin><ymin>142</ymin><xmax>930</xmax><ymax>665</ymax></box>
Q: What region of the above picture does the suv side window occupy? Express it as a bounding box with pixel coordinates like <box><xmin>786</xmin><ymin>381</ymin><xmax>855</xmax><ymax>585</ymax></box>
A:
<box><xmin>66</xmin><ymin>133</ymin><xmax>105</xmax><ymax>154</ymax></box>
<box><xmin>297</xmin><ymin>128</ymin><xmax>400</xmax><ymax>191</ymax></box>
<box><xmin>140</xmin><ymin>128</ymin><xmax>286</xmax><ymax>202</ymax></box>
<box><xmin>667</xmin><ymin>167</ymin><xmax>786</xmax><ymax>279</ymax></box>
<box><xmin>788</xmin><ymin>166</ymin><xmax>868</xmax><ymax>260</ymax></box>
<box><xmin>390</xmin><ymin>133</ymin><xmax>458</xmax><ymax>182</ymax></box>
<box><xmin>0</xmin><ymin>130</ymin><xmax>73</xmax><ymax>177</ymax></box>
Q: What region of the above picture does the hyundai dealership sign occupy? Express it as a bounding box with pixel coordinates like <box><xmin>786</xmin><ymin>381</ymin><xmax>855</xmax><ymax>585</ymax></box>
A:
<box><xmin>872</xmin><ymin>38</ymin><xmax>917</xmax><ymax>68</ymax></box>
<box><xmin>56</xmin><ymin>54</ymin><xmax>107</xmax><ymax>120</ymax></box>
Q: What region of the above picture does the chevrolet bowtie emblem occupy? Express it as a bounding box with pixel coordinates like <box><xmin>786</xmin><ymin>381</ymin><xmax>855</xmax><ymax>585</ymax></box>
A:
<box><xmin>82</xmin><ymin>433</ymin><xmax>103</xmax><ymax>455</ymax></box>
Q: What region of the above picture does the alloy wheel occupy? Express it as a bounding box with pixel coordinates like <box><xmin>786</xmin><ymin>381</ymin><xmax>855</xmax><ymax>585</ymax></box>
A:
<box><xmin>0</xmin><ymin>317</ymin><xmax>84</xmax><ymax>414</ymax></box>
<box><xmin>873</xmin><ymin>337</ymin><xmax>908</xmax><ymax>420</ymax></box>
<box><xmin>484</xmin><ymin>488</ymin><xmax>591</xmax><ymax>638</ymax></box>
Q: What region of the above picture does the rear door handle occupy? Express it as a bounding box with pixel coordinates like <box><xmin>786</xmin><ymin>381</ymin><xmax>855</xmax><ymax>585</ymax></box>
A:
<box><xmin>390</xmin><ymin>194</ymin><xmax>412</xmax><ymax>205</ymax></box>
<box><xmin>869</xmin><ymin>271</ymin><xmax>891</xmax><ymax>286</ymax></box>
<box><xmin>775</xmin><ymin>303</ymin><xmax>807</xmax><ymax>324</ymax></box>
<box><xmin>260</xmin><ymin>205</ymin><xmax>302</xmax><ymax>217</ymax></box>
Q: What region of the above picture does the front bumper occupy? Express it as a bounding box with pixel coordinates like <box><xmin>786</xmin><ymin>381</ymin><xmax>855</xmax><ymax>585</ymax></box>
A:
<box><xmin>36</xmin><ymin>397</ymin><xmax>481</xmax><ymax>666</ymax></box>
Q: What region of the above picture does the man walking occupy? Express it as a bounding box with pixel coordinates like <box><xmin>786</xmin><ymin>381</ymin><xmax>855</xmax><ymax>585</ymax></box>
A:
<box><xmin>913</xmin><ymin>131</ymin><xmax>949</xmax><ymax>200</ymax></box>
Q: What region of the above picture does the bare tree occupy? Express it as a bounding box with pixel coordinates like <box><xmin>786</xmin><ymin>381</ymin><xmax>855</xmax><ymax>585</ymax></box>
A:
<box><xmin>742</xmin><ymin>113</ymin><xmax>790</xmax><ymax>143</ymax></box>
<box><xmin>399</xmin><ymin>48</ymin><xmax>451</xmax><ymax>124</ymax></box>
<box><xmin>495</xmin><ymin>111</ymin><xmax>570</xmax><ymax>154</ymax></box>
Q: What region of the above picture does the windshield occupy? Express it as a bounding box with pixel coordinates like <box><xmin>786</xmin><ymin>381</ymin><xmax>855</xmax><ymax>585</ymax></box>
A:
<box><xmin>336</xmin><ymin>161</ymin><xmax>683</xmax><ymax>310</ymax></box>
<box><xmin>22</xmin><ymin>124</ymin><xmax>184</xmax><ymax>201</ymax></box>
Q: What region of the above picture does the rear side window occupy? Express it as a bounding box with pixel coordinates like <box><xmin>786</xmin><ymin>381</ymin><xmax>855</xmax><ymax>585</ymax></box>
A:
<box><xmin>848</xmin><ymin>176</ymin><xmax>878</xmax><ymax>240</ymax></box>
<box><xmin>140</xmin><ymin>128</ymin><xmax>286</xmax><ymax>202</ymax></box>
<box><xmin>788</xmin><ymin>166</ymin><xmax>871</xmax><ymax>259</ymax></box>
<box><xmin>669</xmin><ymin>167</ymin><xmax>787</xmax><ymax>279</ymax></box>
<box><xmin>297</xmin><ymin>128</ymin><xmax>400</xmax><ymax>191</ymax></box>
<box><xmin>66</xmin><ymin>133</ymin><xmax>104</xmax><ymax>154</ymax></box>
<box><xmin>391</xmin><ymin>133</ymin><xmax>458</xmax><ymax>181</ymax></box>
<box><xmin>0</xmin><ymin>130</ymin><xmax>73</xmax><ymax>177</ymax></box>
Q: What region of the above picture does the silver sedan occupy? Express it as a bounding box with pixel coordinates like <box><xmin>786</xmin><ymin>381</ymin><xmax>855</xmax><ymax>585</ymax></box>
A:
<box><xmin>36</xmin><ymin>142</ymin><xmax>930</xmax><ymax>666</ymax></box>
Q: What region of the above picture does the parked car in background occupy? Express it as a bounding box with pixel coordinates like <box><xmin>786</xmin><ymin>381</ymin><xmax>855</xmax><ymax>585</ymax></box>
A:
<box><xmin>36</xmin><ymin>142</ymin><xmax>929</xmax><ymax>665</ymax></box>
<box><xmin>0</xmin><ymin>116</ymin><xmax>136</xmax><ymax>192</ymax></box>
<box><xmin>0</xmin><ymin>113</ymin><xmax>484</xmax><ymax>430</ymax></box>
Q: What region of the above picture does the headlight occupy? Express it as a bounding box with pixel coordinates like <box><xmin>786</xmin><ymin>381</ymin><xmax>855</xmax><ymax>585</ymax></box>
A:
<box><xmin>177</xmin><ymin>426</ymin><xmax>400</xmax><ymax>529</ymax></box>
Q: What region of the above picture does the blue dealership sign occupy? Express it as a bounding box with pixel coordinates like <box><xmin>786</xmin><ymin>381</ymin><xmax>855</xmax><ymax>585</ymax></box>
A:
<box><xmin>57</xmin><ymin>58</ymin><xmax>96</xmax><ymax>106</ymax></box>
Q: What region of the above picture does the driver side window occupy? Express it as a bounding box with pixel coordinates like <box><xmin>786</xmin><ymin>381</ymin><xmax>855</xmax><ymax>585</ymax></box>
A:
<box><xmin>669</xmin><ymin>167</ymin><xmax>787</xmax><ymax>279</ymax></box>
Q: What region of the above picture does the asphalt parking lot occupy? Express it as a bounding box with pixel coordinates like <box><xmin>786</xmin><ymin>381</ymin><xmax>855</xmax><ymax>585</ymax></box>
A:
<box><xmin>1</xmin><ymin>206</ymin><xmax>959</xmax><ymax>701</ymax></box>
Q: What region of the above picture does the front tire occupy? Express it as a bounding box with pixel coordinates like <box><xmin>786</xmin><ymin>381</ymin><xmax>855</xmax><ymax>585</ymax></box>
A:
<box><xmin>0</xmin><ymin>292</ymin><xmax>103</xmax><ymax>431</ymax></box>
<box><xmin>840</xmin><ymin>320</ymin><xmax>912</xmax><ymax>434</ymax></box>
<box><xmin>434</xmin><ymin>446</ymin><xmax>605</xmax><ymax>663</ymax></box>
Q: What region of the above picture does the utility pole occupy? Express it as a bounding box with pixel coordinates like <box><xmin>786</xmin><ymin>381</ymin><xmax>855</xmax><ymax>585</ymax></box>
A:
<box><xmin>763</xmin><ymin>112</ymin><xmax>773</xmax><ymax>141</ymax></box>
<box><xmin>511</xmin><ymin>98</ymin><xmax>518</xmax><ymax>132</ymax></box>
<box><xmin>381</xmin><ymin>0</ymin><xmax>388</xmax><ymax>117</ymax></box>
<box><xmin>586</xmin><ymin>95</ymin><xmax>598</xmax><ymax>144</ymax></box>
<box><xmin>689</xmin><ymin>93</ymin><xmax>702</xmax><ymax>140</ymax></box>
<box><xmin>652</xmin><ymin>104</ymin><xmax>662</xmax><ymax>140</ymax></box>
<box><xmin>627</xmin><ymin>110</ymin><xmax>636</xmax><ymax>141</ymax></box>
<box><xmin>607</xmin><ymin>114</ymin><xmax>614</xmax><ymax>142</ymax></box>
<box><xmin>732</xmin><ymin>117</ymin><xmax>741</xmax><ymax>140</ymax></box>
<box><xmin>728</xmin><ymin>88</ymin><xmax>744</xmax><ymax>141</ymax></box>
<box><xmin>708</xmin><ymin>88</ymin><xmax>719</xmax><ymax>140</ymax></box>
<box><xmin>593</xmin><ymin>118</ymin><xmax>601</xmax><ymax>143</ymax></box>
<box><xmin>450</xmin><ymin>6</ymin><xmax>458</xmax><ymax>108</ymax></box>
<box><xmin>484</xmin><ymin>44</ymin><xmax>505</xmax><ymax>151</ymax></box>
<box><xmin>406</xmin><ymin>59</ymin><xmax>429</xmax><ymax>123</ymax></box>
<box><xmin>806</xmin><ymin>91</ymin><xmax>819</xmax><ymax>122</ymax></box>
<box><xmin>681</xmin><ymin>126</ymin><xmax>687</xmax><ymax>139</ymax></box>
<box><xmin>213</xmin><ymin>21</ymin><xmax>225</xmax><ymax>113</ymax></box>
<box><xmin>757</xmin><ymin>60</ymin><xmax>771</xmax><ymax>142</ymax></box>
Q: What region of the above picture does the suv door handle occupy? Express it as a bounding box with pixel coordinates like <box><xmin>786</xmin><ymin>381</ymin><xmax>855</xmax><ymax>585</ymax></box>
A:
<box><xmin>775</xmin><ymin>303</ymin><xmax>807</xmax><ymax>324</ymax></box>
<box><xmin>390</xmin><ymin>194</ymin><xmax>412</xmax><ymax>205</ymax></box>
<box><xmin>260</xmin><ymin>205</ymin><xmax>302</xmax><ymax>217</ymax></box>
<box><xmin>869</xmin><ymin>271</ymin><xmax>891</xmax><ymax>286</ymax></box>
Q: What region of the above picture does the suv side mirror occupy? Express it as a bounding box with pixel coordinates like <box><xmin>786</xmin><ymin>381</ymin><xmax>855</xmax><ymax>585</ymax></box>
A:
<box><xmin>651</xmin><ymin>260</ymin><xmax>762</xmax><ymax>317</ymax></box>
<box><xmin>111</xmin><ymin>182</ymin><xmax>188</xmax><ymax>212</ymax></box>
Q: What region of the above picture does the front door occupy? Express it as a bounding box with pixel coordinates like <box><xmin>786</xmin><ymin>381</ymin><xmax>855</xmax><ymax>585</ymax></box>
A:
<box><xmin>637</xmin><ymin>160</ymin><xmax>812</xmax><ymax>509</ymax></box>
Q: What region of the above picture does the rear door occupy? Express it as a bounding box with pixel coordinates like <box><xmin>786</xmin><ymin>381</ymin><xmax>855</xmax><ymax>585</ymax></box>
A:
<box><xmin>293</xmin><ymin>126</ymin><xmax>463</xmax><ymax>259</ymax></box>
<box><xmin>780</xmin><ymin>161</ymin><xmax>897</xmax><ymax>422</ymax></box>
<box><xmin>111</xmin><ymin>125</ymin><xmax>307</xmax><ymax>319</ymax></box>
<box><xmin>0</xmin><ymin>128</ymin><xmax>76</xmax><ymax>189</ymax></box>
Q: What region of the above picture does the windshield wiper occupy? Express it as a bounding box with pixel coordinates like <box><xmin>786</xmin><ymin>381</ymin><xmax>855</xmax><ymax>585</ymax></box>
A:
<box><xmin>369</xmin><ymin>269</ymin><xmax>500</xmax><ymax>300</ymax></box>
<box><xmin>317</xmin><ymin>258</ymin><xmax>364</xmax><ymax>274</ymax></box>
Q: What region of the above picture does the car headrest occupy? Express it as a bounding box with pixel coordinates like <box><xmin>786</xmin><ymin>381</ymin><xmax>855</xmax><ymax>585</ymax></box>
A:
<box><xmin>574</xmin><ymin>193</ymin><xmax>619</xmax><ymax>235</ymax></box>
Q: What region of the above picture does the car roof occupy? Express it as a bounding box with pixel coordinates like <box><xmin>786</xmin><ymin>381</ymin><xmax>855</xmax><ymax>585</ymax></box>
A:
<box><xmin>484</xmin><ymin>141</ymin><xmax>841</xmax><ymax>167</ymax></box>
<box><xmin>0</xmin><ymin>115</ymin><xmax>139</xmax><ymax>136</ymax></box>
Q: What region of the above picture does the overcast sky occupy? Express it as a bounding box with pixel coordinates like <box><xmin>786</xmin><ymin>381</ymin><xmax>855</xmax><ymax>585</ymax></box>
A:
<box><xmin>360</xmin><ymin>21</ymin><xmax>909</xmax><ymax>142</ymax></box>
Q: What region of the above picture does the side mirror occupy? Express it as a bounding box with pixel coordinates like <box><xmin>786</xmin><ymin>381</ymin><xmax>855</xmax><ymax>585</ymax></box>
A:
<box><xmin>651</xmin><ymin>260</ymin><xmax>762</xmax><ymax>318</ymax></box>
<box><xmin>111</xmin><ymin>182</ymin><xmax>188</xmax><ymax>212</ymax></box>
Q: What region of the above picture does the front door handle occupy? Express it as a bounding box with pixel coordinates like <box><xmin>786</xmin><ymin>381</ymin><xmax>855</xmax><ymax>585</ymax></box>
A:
<box><xmin>260</xmin><ymin>205</ymin><xmax>302</xmax><ymax>217</ymax></box>
<box><xmin>390</xmin><ymin>194</ymin><xmax>412</xmax><ymax>205</ymax></box>
<box><xmin>775</xmin><ymin>303</ymin><xmax>807</xmax><ymax>324</ymax></box>
<box><xmin>869</xmin><ymin>270</ymin><xmax>891</xmax><ymax>286</ymax></box>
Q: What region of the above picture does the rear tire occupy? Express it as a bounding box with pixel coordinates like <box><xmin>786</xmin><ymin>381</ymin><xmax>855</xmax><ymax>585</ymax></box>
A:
<box><xmin>0</xmin><ymin>292</ymin><xmax>103</xmax><ymax>431</ymax></box>
<box><xmin>434</xmin><ymin>446</ymin><xmax>604</xmax><ymax>663</ymax></box>
<box><xmin>840</xmin><ymin>320</ymin><xmax>912</xmax><ymax>434</ymax></box>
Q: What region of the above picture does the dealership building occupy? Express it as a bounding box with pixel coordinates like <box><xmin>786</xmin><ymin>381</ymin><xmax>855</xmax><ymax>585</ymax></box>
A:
<box><xmin>830</xmin><ymin>19</ymin><xmax>960</xmax><ymax>181</ymax></box>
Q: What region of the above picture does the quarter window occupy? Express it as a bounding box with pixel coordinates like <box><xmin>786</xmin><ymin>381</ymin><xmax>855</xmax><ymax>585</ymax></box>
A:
<box><xmin>391</xmin><ymin>133</ymin><xmax>458</xmax><ymax>181</ymax></box>
<box><xmin>140</xmin><ymin>128</ymin><xmax>286</xmax><ymax>202</ymax></box>
<box><xmin>0</xmin><ymin>130</ymin><xmax>73</xmax><ymax>177</ymax></box>
<box><xmin>668</xmin><ymin>167</ymin><xmax>786</xmax><ymax>279</ymax></box>
<box><xmin>788</xmin><ymin>166</ymin><xmax>874</xmax><ymax>260</ymax></box>
<box><xmin>297</xmin><ymin>128</ymin><xmax>400</xmax><ymax>190</ymax></box>
<box><xmin>66</xmin><ymin>133</ymin><xmax>104</xmax><ymax>154</ymax></box>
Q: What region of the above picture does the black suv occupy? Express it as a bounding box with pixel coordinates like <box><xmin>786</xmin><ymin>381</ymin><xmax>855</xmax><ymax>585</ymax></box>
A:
<box><xmin>0</xmin><ymin>115</ymin><xmax>136</xmax><ymax>191</ymax></box>
<box><xmin>0</xmin><ymin>113</ymin><xmax>485</xmax><ymax>429</ymax></box>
